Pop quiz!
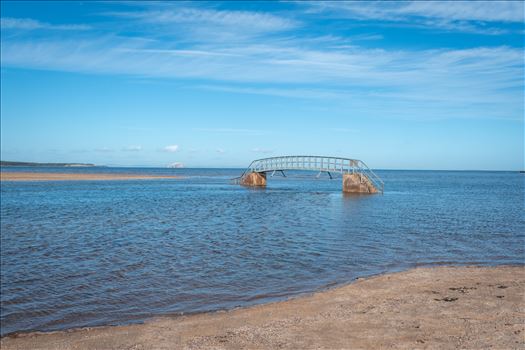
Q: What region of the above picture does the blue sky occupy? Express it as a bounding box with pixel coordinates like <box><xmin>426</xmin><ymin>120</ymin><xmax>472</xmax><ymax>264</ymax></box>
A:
<box><xmin>1</xmin><ymin>1</ymin><xmax>523</xmax><ymax>169</ymax></box>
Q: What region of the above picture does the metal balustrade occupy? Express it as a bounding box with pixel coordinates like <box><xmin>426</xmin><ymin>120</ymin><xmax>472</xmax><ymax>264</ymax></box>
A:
<box><xmin>233</xmin><ymin>155</ymin><xmax>384</xmax><ymax>193</ymax></box>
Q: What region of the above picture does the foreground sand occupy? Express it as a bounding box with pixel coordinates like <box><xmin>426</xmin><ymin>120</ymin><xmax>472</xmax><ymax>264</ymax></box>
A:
<box><xmin>0</xmin><ymin>172</ymin><xmax>180</xmax><ymax>181</ymax></box>
<box><xmin>1</xmin><ymin>266</ymin><xmax>524</xmax><ymax>349</ymax></box>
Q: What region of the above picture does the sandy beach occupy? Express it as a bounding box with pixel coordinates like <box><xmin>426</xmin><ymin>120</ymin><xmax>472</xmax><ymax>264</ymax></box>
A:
<box><xmin>0</xmin><ymin>172</ymin><xmax>180</xmax><ymax>182</ymax></box>
<box><xmin>1</xmin><ymin>266</ymin><xmax>523</xmax><ymax>350</ymax></box>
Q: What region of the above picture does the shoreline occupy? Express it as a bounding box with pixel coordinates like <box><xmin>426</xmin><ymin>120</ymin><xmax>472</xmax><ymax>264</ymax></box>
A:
<box><xmin>1</xmin><ymin>265</ymin><xmax>523</xmax><ymax>349</ymax></box>
<box><xmin>0</xmin><ymin>172</ymin><xmax>180</xmax><ymax>182</ymax></box>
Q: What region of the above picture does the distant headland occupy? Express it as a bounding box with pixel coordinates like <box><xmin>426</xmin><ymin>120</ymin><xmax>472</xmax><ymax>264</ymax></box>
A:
<box><xmin>0</xmin><ymin>161</ymin><xmax>97</xmax><ymax>167</ymax></box>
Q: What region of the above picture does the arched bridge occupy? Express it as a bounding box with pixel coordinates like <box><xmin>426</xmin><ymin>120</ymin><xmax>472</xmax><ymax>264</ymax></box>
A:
<box><xmin>234</xmin><ymin>155</ymin><xmax>384</xmax><ymax>194</ymax></box>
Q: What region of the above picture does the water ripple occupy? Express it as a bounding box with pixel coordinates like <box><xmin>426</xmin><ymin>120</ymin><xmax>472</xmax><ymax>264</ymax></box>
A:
<box><xmin>1</xmin><ymin>169</ymin><xmax>524</xmax><ymax>335</ymax></box>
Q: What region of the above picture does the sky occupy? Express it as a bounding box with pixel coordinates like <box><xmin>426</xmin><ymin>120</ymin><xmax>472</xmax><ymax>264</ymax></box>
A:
<box><xmin>1</xmin><ymin>1</ymin><xmax>523</xmax><ymax>170</ymax></box>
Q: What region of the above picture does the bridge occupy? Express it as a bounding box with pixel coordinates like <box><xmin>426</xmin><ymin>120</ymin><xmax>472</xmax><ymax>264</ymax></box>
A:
<box><xmin>234</xmin><ymin>155</ymin><xmax>384</xmax><ymax>194</ymax></box>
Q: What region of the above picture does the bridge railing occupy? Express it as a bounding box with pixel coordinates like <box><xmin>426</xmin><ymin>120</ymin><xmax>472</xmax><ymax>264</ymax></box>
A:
<box><xmin>354</xmin><ymin>159</ymin><xmax>384</xmax><ymax>194</ymax></box>
<box><xmin>234</xmin><ymin>155</ymin><xmax>384</xmax><ymax>193</ymax></box>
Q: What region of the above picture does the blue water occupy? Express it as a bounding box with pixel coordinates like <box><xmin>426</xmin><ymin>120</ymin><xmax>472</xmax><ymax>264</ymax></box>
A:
<box><xmin>1</xmin><ymin>168</ymin><xmax>524</xmax><ymax>336</ymax></box>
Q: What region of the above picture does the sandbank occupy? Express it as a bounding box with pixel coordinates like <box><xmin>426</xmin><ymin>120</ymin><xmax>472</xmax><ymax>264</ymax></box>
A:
<box><xmin>1</xmin><ymin>265</ymin><xmax>523</xmax><ymax>349</ymax></box>
<box><xmin>0</xmin><ymin>172</ymin><xmax>180</xmax><ymax>182</ymax></box>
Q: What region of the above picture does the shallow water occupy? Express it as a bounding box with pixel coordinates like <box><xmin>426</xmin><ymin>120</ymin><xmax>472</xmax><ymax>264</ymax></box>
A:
<box><xmin>1</xmin><ymin>168</ymin><xmax>523</xmax><ymax>335</ymax></box>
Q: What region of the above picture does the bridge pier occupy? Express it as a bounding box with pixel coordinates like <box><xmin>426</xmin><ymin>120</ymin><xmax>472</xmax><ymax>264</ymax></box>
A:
<box><xmin>343</xmin><ymin>173</ymin><xmax>378</xmax><ymax>194</ymax></box>
<box><xmin>236</xmin><ymin>156</ymin><xmax>383</xmax><ymax>193</ymax></box>
<box><xmin>240</xmin><ymin>172</ymin><xmax>267</xmax><ymax>187</ymax></box>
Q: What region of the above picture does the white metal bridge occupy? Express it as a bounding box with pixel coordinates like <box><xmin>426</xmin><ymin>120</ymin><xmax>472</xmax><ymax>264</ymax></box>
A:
<box><xmin>234</xmin><ymin>155</ymin><xmax>384</xmax><ymax>193</ymax></box>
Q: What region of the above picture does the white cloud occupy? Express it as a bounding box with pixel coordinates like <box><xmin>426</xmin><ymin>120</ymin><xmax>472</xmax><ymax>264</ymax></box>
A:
<box><xmin>3</xmin><ymin>35</ymin><xmax>521</xmax><ymax>89</ymax></box>
<box><xmin>216</xmin><ymin>148</ymin><xmax>225</xmax><ymax>154</ymax></box>
<box><xmin>122</xmin><ymin>48</ymin><xmax>242</xmax><ymax>58</ymax></box>
<box><xmin>1</xmin><ymin>36</ymin><xmax>521</xmax><ymax>120</ymax></box>
<box><xmin>123</xmin><ymin>145</ymin><xmax>142</xmax><ymax>152</ymax></box>
<box><xmin>198</xmin><ymin>85</ymin><xmax>344</xmax><ymax>99</ymax></box>
<box><xmin>251</xmin><ymin>148</ymin><xmax>273</xmax><ymax>154</ymax></box>
<box><xmin>109</xmin><ymin>6</ymin><xmax>297</xmax><ymax>35</ymax></box>
<box><xmin>103</xmin><ymin>4</ymin><xmax>297</xmax><ymax>46</ymax></box>
<box><xmin>399</xmin><ymin>1</ymin><xmax>524</xmax><ymax>23</ymax></box>
<box><xmin>94</xmin><ymin>147</ymin><xmax>113</xmax><ymax>153</ymax></box>
<box><xmin>302</xmin><ymin>1</ymin><xmax>524</xmax><ymax>22</ymax></box>
<box><xmin>0</xmin><ymin>3</ymin><xmax>522</xmax><ymax>122</ymax></box>
<box><xmin>299</xmin><ymin>1</ymin><xmax>524</xmax><ymax>34</ymax></box>
<box><xmin>163</xmin><ymin>145</ymin><xmax>179</xmax><ymax>152</ymax></box>
<box><xmin>1</xmin><ymin>17</ymin><xmax>90</xmax><ymax>31</ymax></box>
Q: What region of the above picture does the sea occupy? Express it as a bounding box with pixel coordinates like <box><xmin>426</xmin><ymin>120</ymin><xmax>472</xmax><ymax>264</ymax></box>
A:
<box><xmin>1</xmin><ymin>167</ymin><xmax>523</xmax><ymax>336</ymax></box>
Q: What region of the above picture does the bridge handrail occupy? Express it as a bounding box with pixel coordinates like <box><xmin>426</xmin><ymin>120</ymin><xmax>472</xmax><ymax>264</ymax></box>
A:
<box><xmin>355</xmin><ymin>159</ymin><xmax>384</xmax><ymax>193</ymax></box>
<box><xmin>235</xmin><ymin>155</ymin><xmax>384</xmax><ymax>193</ymax></box>
<box><xmin>249</xmin><ymin>155</ymin><xmax>359</xmax><ymax>171</ymax></box>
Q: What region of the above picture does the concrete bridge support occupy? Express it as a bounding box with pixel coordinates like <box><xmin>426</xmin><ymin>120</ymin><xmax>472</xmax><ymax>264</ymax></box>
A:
<box><xmin>343</xmin><ymin>173</ymin><xmax>378</xmax><ymax>194</ymax></box>
<box><xmin>236</xmin><ymin>156</ymin><xmax>383</xmax><ymax>193</ymax></box>
<box><xmin>240</xmin><ymin>172</ymin><xmax>267</xmax><ymax>187</ymax></box>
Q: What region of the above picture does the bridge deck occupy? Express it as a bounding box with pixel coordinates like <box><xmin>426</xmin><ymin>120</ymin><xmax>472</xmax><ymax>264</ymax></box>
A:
<box><xmin>235</xmin><ymin>155</ymin><xmax>384</xmax><ymax>193</ymax></box>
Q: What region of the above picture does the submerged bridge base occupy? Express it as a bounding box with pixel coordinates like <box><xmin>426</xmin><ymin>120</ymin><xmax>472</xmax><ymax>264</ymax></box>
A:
<box><xmin>235</xmin><ymin>156</ymin><xmax>384</xmax><ymax>194</ymax></box>
<box><xmin>240</xmin><ymin>172</ymin><xmax>267</xmax><ymax>186</ymax></box>
<box><xmin>343</xmin><ymin>173</ymin><xmax>378</xmax><ymax>194</ymax></box>
<box><xmin>240</xmin><ymin>171</ymin><xmax>378</xmax><ymax>194</ymax></box>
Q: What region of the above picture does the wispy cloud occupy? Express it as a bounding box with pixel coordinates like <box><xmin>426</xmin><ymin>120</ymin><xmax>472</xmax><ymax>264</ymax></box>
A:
<box><xmin>105</xmin><ymin>4</ymin><xmax>297</xmax><ymax>45</ymax></box>
<box><xmin>3</xmin><ymin>32</ymin><xmax>521</xmax><ymax>87</ymax></box>
<box><xmin>120</xmin><ymin>48</ymin><xmax>242</xmax><ymax>58</ymax></box>
<box><xmin>198</xmin><ymin>85</ymin><xmax>345</xmax><ymax>99</ymax></box>
<box><xmin>163</xmin><ymin>145</ymin><xmax>179</xmax><ymax>153</ymax></box>
<box><xmin>2</xmin><ymin>36</ymin><xmax>521</xmax><ymax>120</ymax></box>
<box><xmin>0</xmin><ymin>2</ymin><xmax>522</xmax><ymax>122</ymax></box>
<box><xmin>305</xmin><ymin>1</ymin><xmax>524</xmax><ymax>22</ymax></box>
<box><xmin>216</xmin><ymin>148</ymin><xmax>225</xmax><ymax>154</ymax></box>
<box><xmin>122</xmin><ymin>145</ymin><xmax>142</xmax><ymax>152</ymax></box>
<box><xmin>251</xmin><ymin>148</ymin><xmax>273</xmax><ymax>154</ymax></box>
<box><xmin>1</xmin><ymin>17</ymin><xmax>90</xmax><ymax>31</ymax></box>
<box><xmin>299</xmin><ymin>1</ymin><xmax>524</xmax><ymax>34</ymax></box>
<box><xmin>94</xmin><ymin>147</ymin><xmax>114</xmax><ymax>153</ymax></box>
<box><xmin>396</xmin><ymin>1</ymin><xmax>523</xmax><ymax>22</ymax></box>
<box><xmin>109</xmin><ymin>6</ymin><xmax>297</xmax><ymax>34</ymax></box>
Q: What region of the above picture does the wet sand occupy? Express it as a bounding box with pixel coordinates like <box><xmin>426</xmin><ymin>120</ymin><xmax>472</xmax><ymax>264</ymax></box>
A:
<box><xmin>0</xmin><ymin>172</ymin><xmax>180</xmax><ymax>181</ymax></box>
<box><xmin>1</xmin><ymin>266</ymin><xmax>523</xmax><ymax>349</ymax></box>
